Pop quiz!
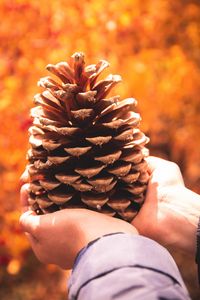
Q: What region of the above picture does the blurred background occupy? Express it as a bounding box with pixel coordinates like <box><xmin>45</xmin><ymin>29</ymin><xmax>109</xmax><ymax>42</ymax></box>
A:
<box><xmin>0</xmin><ymin>0</ymin><xmax>200</xmax><ymax>299</ymax></box>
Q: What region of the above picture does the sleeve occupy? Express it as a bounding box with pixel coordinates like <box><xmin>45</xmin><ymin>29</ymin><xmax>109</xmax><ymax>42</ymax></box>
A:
<box><xmin>68</xmin><ymin>233</ymin><xmax>191</xmax><ymax>300</ymax></box>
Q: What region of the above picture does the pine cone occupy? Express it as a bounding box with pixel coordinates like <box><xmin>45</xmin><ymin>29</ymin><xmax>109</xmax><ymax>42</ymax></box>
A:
<box><xmin>27</xmin><ymin>52</ymin><xmax>150</xmax><ymax>222</ymax></box>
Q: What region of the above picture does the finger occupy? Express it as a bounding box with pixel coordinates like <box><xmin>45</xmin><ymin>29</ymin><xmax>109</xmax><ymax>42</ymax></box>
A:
<box><xmin>19</xmin><ymin>168</ymin><xmax>29</xmax><ymax>186</ymax></box>
<box><xmin>145</xmin><ymin>156</ymin><xmax>169</xmax><ymax>173</ymax></box>
<box><xmin>19</xmin><ymin>210</ymin><xmax>40</xmax><ymax>235</ymax></box>
<box><xmin>20</xmin><ymin>184</ymin><xmax>30</xmax><ymax>213</ymax></box>
<box><xmin>25</xmin><ymin>232</ymin><xmax>39</xmax><ymax>244</ymax></box>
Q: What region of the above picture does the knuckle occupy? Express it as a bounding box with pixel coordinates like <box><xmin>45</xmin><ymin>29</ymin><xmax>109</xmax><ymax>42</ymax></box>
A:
<box><xmin>32</xmin><ymin>223</ymin><xmax>40</xmax><ymax>235</ymax></box>
<box><xmin>31</xmin><ymin>218</ymin><xmax>41</xmax><ymax>236</ymax></box>
<box><xmin>166</xmin><ymin>162</ymin><xmax>183</xmax><ymax>185</ymax></box>
<box><xmin>19</xmin><ymin>213</ymin><xmax>30</xmax><ymax>230</ymax></box>
<box><xmin>33</xmin><ymin>220</ymin><xmax>44</xmax><ymax>238</ymax></box>
<box><xmin>168</xmin><ymin>161</ymin><xmax>180</xmax><ymax>172</ymax></box>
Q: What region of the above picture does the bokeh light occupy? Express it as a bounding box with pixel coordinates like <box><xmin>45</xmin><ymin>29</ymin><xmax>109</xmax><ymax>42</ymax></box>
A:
<box><xmin>0</xmin><ymin>0</ymin><xmax>200</xmax><ymax>299</ymax></box>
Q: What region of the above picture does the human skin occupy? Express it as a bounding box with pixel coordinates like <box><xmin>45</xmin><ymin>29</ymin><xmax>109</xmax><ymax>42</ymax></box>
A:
<box><xmin>133</xmin><ymin>156</ymin><xmax>200</xmax><ymax>255</ymax></box>
<box><xmin>19</xmin><ymin>185</ymin><xmax>138</xmax><ymax>269</ymax></box>
<box><xmin>19</xmin><ymin>156</ymin><xmax>200</xmax><ymax>268</ymax></box>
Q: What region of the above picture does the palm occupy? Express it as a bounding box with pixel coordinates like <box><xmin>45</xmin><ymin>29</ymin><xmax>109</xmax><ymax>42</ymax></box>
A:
<box><xmin>132</xmin><ymin>157</ymin><xmax>185</xmax><ymax>246</ymax></box>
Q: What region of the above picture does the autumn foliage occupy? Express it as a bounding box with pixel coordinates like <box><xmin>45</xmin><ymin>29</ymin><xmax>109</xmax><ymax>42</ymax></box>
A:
<box><xmin>0</xmin><ymin>0</ymin><xmax>200</xmax><ymax>298</ymax></box>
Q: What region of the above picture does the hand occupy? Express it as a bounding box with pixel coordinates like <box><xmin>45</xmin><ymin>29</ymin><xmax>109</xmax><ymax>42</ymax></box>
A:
<box><xmin>132</xmin><ymin>156</ymin><xmax>200</xmax><ymax>255</ymax></box>
<box><xmin>19</xmin><ymin>185</ymin><xmax>138</xmax><ymax>269</ymax></box>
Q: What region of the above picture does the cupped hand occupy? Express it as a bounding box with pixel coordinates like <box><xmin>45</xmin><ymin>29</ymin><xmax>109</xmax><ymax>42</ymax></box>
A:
<box><xmin>132</xmin><ymin>156</ymin><xmax>200</xmax><ymax>255</ymax></box>
<box><xmin>19</xmin><ymin>185</ymin><xmax>138</xmax><ymax>269</ymax></box>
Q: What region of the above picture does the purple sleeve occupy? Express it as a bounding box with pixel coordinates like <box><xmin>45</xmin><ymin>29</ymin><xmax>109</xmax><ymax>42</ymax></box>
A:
<box><xmin>68</xmin><ymin>233</ymin><xmax>191</xmax><ymax>300</ymax></box>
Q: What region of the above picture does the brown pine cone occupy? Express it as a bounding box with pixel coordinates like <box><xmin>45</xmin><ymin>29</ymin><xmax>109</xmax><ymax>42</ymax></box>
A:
<box><xmin>27</xmin><ymin>52</ymin><xmax>150</xmax><ymax>222</ymax></box>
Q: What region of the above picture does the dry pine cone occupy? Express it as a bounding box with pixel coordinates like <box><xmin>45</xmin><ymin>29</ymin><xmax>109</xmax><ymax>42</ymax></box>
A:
<box><xmin>27</xmin><ymin>52</ymin><xmax>150</xmax><ymax>222</ymax></box>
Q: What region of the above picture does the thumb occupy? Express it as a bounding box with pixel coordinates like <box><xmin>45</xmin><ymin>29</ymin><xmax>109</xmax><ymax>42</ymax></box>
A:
<box><xmin>19</xmin><ymin>210</ymin><xmax>40</xmax><ymax>235</ymax></box>
<box><xmin>19</xmin><ymin>167</ymin><xmax>29</xmax><ymax>187</ymax></box>
<box><xmin>20</xmin><ymin>184</ymin><xmax>30</xmax><ymax>213</ymax></box>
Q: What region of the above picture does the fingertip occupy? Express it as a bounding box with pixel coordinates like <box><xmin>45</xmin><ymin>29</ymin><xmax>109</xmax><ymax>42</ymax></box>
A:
<box><xmin>20</xmin><ymin>184</ymin><xmax>30</xmax><ymax>212</ymax></box>
<box><xmin>19</xmin><ymin>168</ymin><xmax>29</xmax><ymax>186</ymax></box>
<box><xmin>19</xmin><ymin>210</ymin><xmax>39</xmax><ymax>234</ymax></box>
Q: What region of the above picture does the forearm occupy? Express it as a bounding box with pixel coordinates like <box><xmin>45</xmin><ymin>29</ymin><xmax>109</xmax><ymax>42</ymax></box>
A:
<box><xmin>68</xmin><ymin>233</ymin><xmax>190</xmax><ymax>300</ymax></box>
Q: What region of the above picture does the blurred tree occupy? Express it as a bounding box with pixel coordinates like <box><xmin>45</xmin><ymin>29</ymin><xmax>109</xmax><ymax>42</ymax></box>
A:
<box><xmin>0</xmin><ymin>1</ymin><xmax>199</xmax><ymax>297</ymax></box>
